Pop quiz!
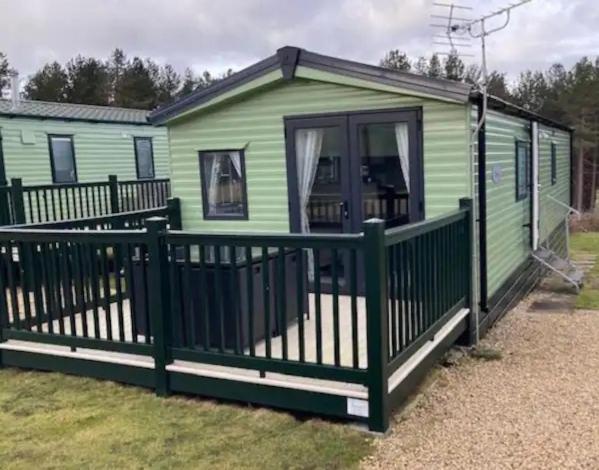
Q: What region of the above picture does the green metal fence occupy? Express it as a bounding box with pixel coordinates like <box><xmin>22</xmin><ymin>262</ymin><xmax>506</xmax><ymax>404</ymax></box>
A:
<box><xmin>0</xmin><ymin>175</ymin><xmax>171</xmax><ymax>226</ymax></box>
<box><xmin>0</xmin><ymin>199</ymin><xmax>473</xmax><ymax>432</ymax></box>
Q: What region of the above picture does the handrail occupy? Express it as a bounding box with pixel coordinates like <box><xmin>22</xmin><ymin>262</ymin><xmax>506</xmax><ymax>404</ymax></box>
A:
<box><xmin>15</xmin><ymin>206</ymin><xmax>169</xmax><ymax>229</ymax></box>
<box><xmin>546</xmin><ymin>195</ymin><xmax>581</xmax><ymax>217</ymax></box>
<box><xmin>383</xmin><ymin>208</ymin><xmax>468</xmax><ymax>246</ymax></box>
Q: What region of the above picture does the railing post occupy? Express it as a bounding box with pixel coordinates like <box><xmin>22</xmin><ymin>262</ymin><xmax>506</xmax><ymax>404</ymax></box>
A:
<box><xmin>108</xmin><ymin>175</ymin><xmax>120</xmax><ymax>214</ymax></box>
<box><xmin>166</xmin><ymin>197</ymin><xmax>182</xmax><ymax>230</ymax></box>
<box><xmin>363</xmin><ymin>218</ymin><xmax>389</xmax><ymax>433</ymax></box>
<box><xmin>10</xmin><ymin>178</ymin><xmax>25</xmax><ymax>225</ymax></box>
<box><xmin>145</xmin><ymin>216</ymin><xmax>171</xmax><ymax>396</ymax></box>
<box><xmin>459</xmin><ymin>197</ymin><xmax>477</xmax><ymax>346</ymax></box>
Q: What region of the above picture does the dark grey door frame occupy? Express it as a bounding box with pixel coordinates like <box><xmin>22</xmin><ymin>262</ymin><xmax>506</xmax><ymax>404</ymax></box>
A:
<box><xmin>284</xmin><ymin>114</ymin><xmax>352</xmax><ymax>234</ymax></box>
<box><xmin>347</xmin><ymin>108</ymin><xmax>424</xmax><ymax>231</ymax></box>
<box><xmin>284</xmin><ymin>106</ymin><xmax>424</xmax><ymax>234</ymax></box>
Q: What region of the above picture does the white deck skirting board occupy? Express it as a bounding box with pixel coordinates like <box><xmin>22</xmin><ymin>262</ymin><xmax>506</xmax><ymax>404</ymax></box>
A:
<box><xmin>387</xmin><ymin>308</ymin><xmax>470</xmax><ymax>393</ymax></box>
<box><xmin>167</xmin><ymin>360</ymin><xmax>369</xmax><ymax>400</ymax></box>
<box><xmin>0</xmin><ymin>340</ymin><xmax>155</xmax><ymax>369</ymax></box>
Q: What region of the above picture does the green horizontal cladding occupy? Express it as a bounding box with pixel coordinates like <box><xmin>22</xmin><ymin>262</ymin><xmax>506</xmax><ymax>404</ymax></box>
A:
<box><xmin>484</xmin><ymin>110</ymin><xmax>531</xmax><ymax>297</ymax></box>
<box><xmin>538</xmin><ymin>124</ymin><xmax>571</xmax><ymax>242</ymax></box>
<box><xmin>0</xmin><ymin>116</ymin><xmax>170</xmax><ymax>185</ymax></box>
<box><xmin>167</xmin><ymin>76</ymin><xmax>471</xmax><ymax>233</ymax></box>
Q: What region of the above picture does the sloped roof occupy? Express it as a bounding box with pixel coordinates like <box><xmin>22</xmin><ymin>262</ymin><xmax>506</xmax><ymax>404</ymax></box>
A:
<box><xmin>149</xmin><ymin>46</ymin><xmax>473</xmax><ymax>124</ymax></box>
<box><xmin>0</xmin><ymin>98</ymin><xmax>151</xmax><ymax>124</ymax></box>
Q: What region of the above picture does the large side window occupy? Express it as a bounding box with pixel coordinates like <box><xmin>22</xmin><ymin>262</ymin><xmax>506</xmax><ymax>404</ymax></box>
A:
<box><xmin>48</xmin><ymin>135</ymin><xmax>77</xmax><ymax>183</ymax></box>
<box><xmin>551</xmin><ymin>142</ymin><xmax>557</xmax><ymax>185</ymax></box>
<box><xmin>515</xmin><ymin>140</ymin><xmax>529</xmax><ymax>201</ymax></box>
<box><xmin>134</xmin><ymin>137</ymin><xmax>155</xmax><ymax>179</ymax></box>
<box><xmin>199</xmin><ymin>149</ymin><xmax>248</xmax><ymax>220</ymax></box>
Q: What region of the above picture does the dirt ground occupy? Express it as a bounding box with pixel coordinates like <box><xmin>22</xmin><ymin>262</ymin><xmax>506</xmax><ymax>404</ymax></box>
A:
<box><xmin>363</xmin><ymin>288</ymin><xmax>599</xmax><ymax>469</ymax></box>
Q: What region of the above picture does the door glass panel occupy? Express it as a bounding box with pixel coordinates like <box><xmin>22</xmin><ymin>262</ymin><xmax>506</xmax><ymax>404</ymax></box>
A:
<box><xmin>298</xmin><ymin>126</ymin><xmax>344</xmax><ymax>234</ymax></box>
<box><xmin>295</xmin><ymin>126</ymin><xmax>345</xmax><ymax>282</ymax></box>
<box><xmin>358</xmin><ymin>122</ymin><xmax>410</xmax><ymax>228</ymax></box>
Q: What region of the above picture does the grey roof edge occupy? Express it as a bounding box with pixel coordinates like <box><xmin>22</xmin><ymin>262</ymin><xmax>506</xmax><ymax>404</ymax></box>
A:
<box><xmin>0</xmin><ymin>98</ymin><xmax>153</xmax><ymax>125</ymax></box>
<box><xmin>148</xmin><ymin>54</ymin><xmax>281</xmax><ymax>124</ymax></box>
<box><xmin>471</xmin><ymin>92</ymin><xmax>573</xmax><ymax>132</ymax></box>
<box><xmin>148</xmin><ymin>46</ymin><xmax>571</xmax><ymax>132</ymax></box>
<box><xmin>148</xmin><ymin>45</ymin><xmax>473</xmax><ymax>124</ymax></box>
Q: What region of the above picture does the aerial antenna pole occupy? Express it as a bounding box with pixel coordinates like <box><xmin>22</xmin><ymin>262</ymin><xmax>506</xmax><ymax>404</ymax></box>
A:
<box><xmin>449</xmin><ymin>0</ymin><xmax>533</xmax><ymax>136</ymax></box>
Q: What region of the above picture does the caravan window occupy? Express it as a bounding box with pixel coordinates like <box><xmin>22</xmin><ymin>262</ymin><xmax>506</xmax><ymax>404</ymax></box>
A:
<box><xmin>551</xmin><ymin>142</ymin><xmax>557</xmax><ymax>185</ymax></box>
<box><xmin>134</xmin><ymin>137</ymin><xmax>155</xmax><ymax>179</ymax></box>
<box><xmin>199</xmin><ymin>150</ymin><xmax>248</xmax><ymax>220</ymax></box>
<box><xmin>48</xmin><ymin>135</ymin><xmax>77</xmax><ymax>183</ymax></box>
<box><xmin>515</xmin><ymin>140</ymin><xmax>529</xmax><ymax>201</ymax></box>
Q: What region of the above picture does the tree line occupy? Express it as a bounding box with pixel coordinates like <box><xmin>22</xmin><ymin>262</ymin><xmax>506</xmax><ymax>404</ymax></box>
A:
<box><xmin>1</xmin><ymin>48</ymin><xmax>598</xmax><ymax>209</ymax></box>
<box><xmin>0</xmin><ymin>49</ymin><xmax>232</xmax><ymax>110</ymax></box>
<box><xmin>380</xmin><ymin>50</ymin><xmax>599</xmax><ymax>211</ymax></box>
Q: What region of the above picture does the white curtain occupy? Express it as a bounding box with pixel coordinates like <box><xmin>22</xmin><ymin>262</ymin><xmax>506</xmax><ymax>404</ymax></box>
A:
<box><xmin>207</xmin><ymin>154</ymin><xmax>222</xmax><ymax>214</ymax></box>
<box><xmin>295</xmin><ymin>128</ymin><xmax>324</xmax><ymax>280</ymax></box>
<box><xmin>394</xmin><ymin>123</ymin><xmax>410</xmax><ymax>192</ymax></box>
<box><xmin>229</xmin><ymin>151</ymin><xmax>242</xmax><ymax>178</ymax></box>
<box><xmin>296</xmin><ymin>129</ymin><xmax>324</xmax><ymax>233</ymax></box>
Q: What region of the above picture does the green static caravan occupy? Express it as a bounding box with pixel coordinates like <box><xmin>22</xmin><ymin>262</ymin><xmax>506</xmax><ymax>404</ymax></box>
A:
<box><xmin>0</xmin><ymin>99</ymin><xmax>170</xmax><ymax>186</ymax></box>
<box><xmin>149</xmin><ymin>46</ymin><xmax>573</xmax><ymax>336</ymax></box>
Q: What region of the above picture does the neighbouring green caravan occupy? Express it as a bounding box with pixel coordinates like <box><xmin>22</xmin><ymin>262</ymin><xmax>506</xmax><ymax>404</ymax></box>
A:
<box><xmin>0</xmin><ymin>98</ymin><xmax>169</xmax><ymax>186</ymax></box>
<box><xmin>149</xmin><ymin>46</ymin><xmax>573</xmax><ymax>330</ymax></box>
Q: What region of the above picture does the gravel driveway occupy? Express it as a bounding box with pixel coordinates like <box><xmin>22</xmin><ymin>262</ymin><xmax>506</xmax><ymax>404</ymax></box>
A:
<box><xmin>363</xmin><ymin>295</ymin><xmax>599</xmax><ymax>469</ymax></box>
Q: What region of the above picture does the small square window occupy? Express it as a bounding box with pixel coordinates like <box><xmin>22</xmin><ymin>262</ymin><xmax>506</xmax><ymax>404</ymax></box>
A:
<box><xmin>48</xmin><ymin>135</ymin><xmax>77</xmax><ymax>183</ymax></box>
<box><xmin>199</xmin><ymin>150</ymin><xmax>248</xmax><ymax>220</ymax></box>
<box><xmin>134</xmin><ymin>137</ymin><xmax>155</xmax><ymax>179</ymax></box>
<box><xmin>550</xmin><ymin>142</ymin><xmax>557</xmax><ymax>185</ymax></box>
<box><xmin>515</xmin><ymin>140</ymin><xmax>529</xmax><ymax>201</ymax></box>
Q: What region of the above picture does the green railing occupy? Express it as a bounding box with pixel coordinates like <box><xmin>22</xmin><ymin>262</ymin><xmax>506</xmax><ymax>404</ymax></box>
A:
<box><xmin>0</xmin><ymin>199</ymin><xmax>473</xmax><ymax>432</ymax></box>
<box><xmin>0</xmin><ymin>175</ymin><xmax>171</xmax><ymax>226</ymax></box>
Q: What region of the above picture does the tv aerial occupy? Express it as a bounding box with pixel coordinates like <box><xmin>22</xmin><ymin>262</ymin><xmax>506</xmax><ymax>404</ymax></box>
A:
<box><xmin>432</xmin><ymin>0</ymin><xmax>532</xmax><ymax>134</ymax></box>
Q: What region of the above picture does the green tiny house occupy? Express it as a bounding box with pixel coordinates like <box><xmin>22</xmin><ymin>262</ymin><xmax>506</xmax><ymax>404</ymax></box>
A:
<box><xmin>0</xmin><ymin>99</ymin><xmax>170</xmax><ymax>186</ymax></box>
<box><xmin>150</xmin><ymin>46</ymin><xmax>573</xmax><ymax>326</ymax></box>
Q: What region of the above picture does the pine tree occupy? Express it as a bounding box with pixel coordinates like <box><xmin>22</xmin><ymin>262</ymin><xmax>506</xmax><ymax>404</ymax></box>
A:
<box><xmin>178</xmin><ymin>68</ymin><xmax>197</xmax><ymax>97</ymax></box>
<box><xmin>414</xmin><ymin>56</ymin><xmax>428</xmax><ymax>75</ymax></box>
<box><xmin>65</xmin><ymin>56</ymin><xmax>111</xmax><ymax>105</ymax></box>
<box><xmin>156</xmin><ymin>64</ymin><xmax>181</xmax><ymax>106</ymax></box>
<box><xmin>113</xmin><ymin>57</ymin><xmax>158</xmax><ymax>109</ymax></box>
<box><xmin>443</xmin><ymin>52</ymin><xmax>465</xmax><ymax>81</ymax></box>
<box><xmin>0</xmin><ymin>52</ymin><xmax>9</xmax><ymax>93</ymax></box>
<box><xmin>427</xmin><ymin>54</ymin><xmax>442</xmax><ymax>78</ymax></box>
<box><xmin>379</xmin><ymin>50</ymin><xmax>411</xmax><ymax>72</ymax></box>
<box><xmin>23</xmin><ymin>62</ymin><xmax>68</xmax><ymax>102</ymax></box>
<box><xmin>486</xmin><ymin>71</ymin><xmax>511</xmax><ymax>101</ymax></box>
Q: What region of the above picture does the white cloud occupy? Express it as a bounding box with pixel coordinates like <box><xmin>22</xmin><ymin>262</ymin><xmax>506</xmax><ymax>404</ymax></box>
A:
<box><xmin>0</xmin><ymin>0</ymin><xmax>596</xmax><ymax>80</ymax></box>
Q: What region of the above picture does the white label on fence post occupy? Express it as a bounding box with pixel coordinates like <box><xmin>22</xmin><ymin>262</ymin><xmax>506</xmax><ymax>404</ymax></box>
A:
<box><xmin>347</xmin><ymin>398</ymin><xmax>369</xmax><ymax>418</ymax></box>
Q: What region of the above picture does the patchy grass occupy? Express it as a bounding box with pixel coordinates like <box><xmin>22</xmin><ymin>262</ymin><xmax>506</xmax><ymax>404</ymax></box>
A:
<box><xmin>0</xmin><ymin>369</ymin><xmax>372</xmax><ymax>469</ymax></box>
<box><xmin>571</xmin><ymin>232</ymin><xmax>599</xmax><ymax>310</ymax></box>
<box><xmin>470</xmin><ymin>347</ymin><xmax>503</xmax><ymax>362</ymax></box>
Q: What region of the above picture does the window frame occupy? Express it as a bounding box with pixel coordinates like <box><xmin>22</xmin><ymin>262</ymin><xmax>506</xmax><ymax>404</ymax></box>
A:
<box><xmin>515</xmin><ymin>139</ymin><xmax>530</xmax><ymax>202</ymax></box>
<box><xmin>550</xmin><ymin>142</ymin><xmax>557</xmax><ymax>186</ymax></box>
<box><xmin>134</xmin><ymin>136</ymin><xmax>155</xmax><ymax>180</ymax></box>
<box><xmin>48</xmin><ymin>134</ymin><xmax>78</xmax><ymax>184</ymax></box>
<box><xmin>198</xmin><ymin>148</ymin><xmax>249</xmax><ymax>221</ymax></box>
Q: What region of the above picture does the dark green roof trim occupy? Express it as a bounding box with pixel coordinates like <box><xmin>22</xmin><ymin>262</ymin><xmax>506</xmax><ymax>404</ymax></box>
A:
<box><xmin>0</xmin><ymin>99</ymin><xmax>153</xmax><ymax>125</ymax></box>
<box><xmin>148</xmin><ymin>46</ymin><xmax>472</xmax><ymax>124</ymax></box>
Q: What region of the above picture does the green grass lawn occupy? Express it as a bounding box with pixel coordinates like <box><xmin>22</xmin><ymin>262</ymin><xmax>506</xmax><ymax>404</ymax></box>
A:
<box><xmin>571</xmin><ymin>232</ymin><xmax>599</xmax><ymax>310</ymax></box>
<box><xmin>0</xmin><ymin>369</ymin><xmax>372</xmax><ymax>469</ymax></box>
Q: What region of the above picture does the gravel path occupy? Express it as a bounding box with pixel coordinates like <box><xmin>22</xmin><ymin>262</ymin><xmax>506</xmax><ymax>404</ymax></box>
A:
<box><xmin>363</xmin><ymin>296</ymin><xmax>599</xmax><ymax>469</ymax></box>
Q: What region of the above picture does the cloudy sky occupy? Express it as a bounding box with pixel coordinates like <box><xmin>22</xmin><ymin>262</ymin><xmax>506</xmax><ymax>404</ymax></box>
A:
<box><xmin>0</xmin><ymin>0</ymin><xmax>596</xmax><ymax>83</ymax></box>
